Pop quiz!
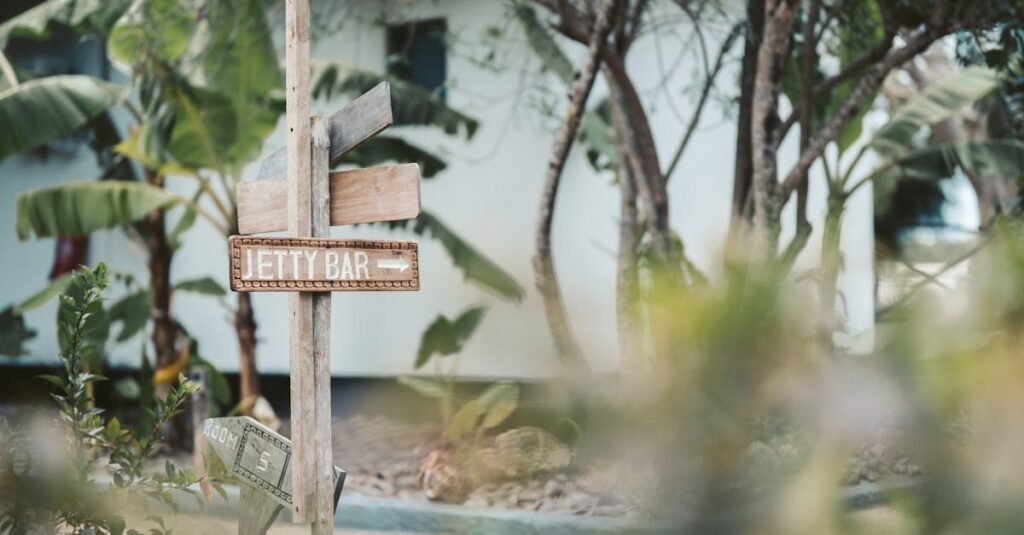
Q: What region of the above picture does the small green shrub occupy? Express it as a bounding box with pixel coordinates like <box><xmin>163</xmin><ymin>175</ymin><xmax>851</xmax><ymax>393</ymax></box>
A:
<box><xmin>0</xmin><ymin>264</ymin><xmax>220</xmax><ymax>535</ymax></box>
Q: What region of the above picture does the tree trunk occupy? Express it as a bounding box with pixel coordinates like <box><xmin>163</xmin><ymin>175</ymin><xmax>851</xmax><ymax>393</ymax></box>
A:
<box><xmin>603</xmin><ymin>51</ymin><xmax>676</xmax><ymax>265</ymax></box>
<box><xmin>615</xmin><ymin>151</ymin><xmax>641</xmax><ymax>367</ymax></box>
<box><xmin>235</xmin><ymin>292</ymin><xmax>261</xmax><ymax>406</ymax></box>
<box><xmin>534</xmin><ymin>0</ymin><xmax>618</xmax><ymax>373</ymax></box>
<box><xmin>145</xmin><ymin>170</ymin><xmax>176</xmax><ymax>375</ymax></box>
<box><xmin>232</xmin><ymin>202</ymin><xmax>261</xmax><ymax>407</ymax></box>
<box><xmin>727</xmin><ymin>0</ymin><xmax>764</xmax><ymax>247</ymax></box>
<box><xmin>749</xmin><ymin>0</ymin><xmax>796</xmax><ymax>261</ymax></box>
<box><xmin>144</xmin><ymin>169</ymin><xmax>185</xmax><ymax>446</ymax></box>
<box><xmin>819</xmin><ymin>192</ymin><xmax>844</xmax><ymax>346</ymax></box>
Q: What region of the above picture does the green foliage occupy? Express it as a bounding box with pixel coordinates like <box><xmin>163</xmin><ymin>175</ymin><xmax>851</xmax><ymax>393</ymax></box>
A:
<box><xmin>174</xmin><ymin>277</ymin><xmax>227</xmax><ymax>297</ymax></box>
<box><xmin>446</xmin><ymin>383</ymin><xmax>520</xmax><ymax>443</ymax></box>
<box><xmin>16</xmin><ymin>181</ymin><xmax>181</xmax><ymax>240</ymax></box>
<box><xmin>0</xmin><ymin>264</ymin><xmax>218</xmax><ymax>534</ymax></box>
<box><xmin>108</xmin><ymin>289</ymin><xmax>150</xmax><ymax>343</ymax></box>
<box><xmin>0</xmin><ymin>307</ymin><xmax>35</xmax><ymax>357</ymax></box>
<box><xmin>0</xmin><ymin>0</ymin><xmax>131</xmax><ymax>49</ymax></box>
<box><xmin>311</xmin><ymin>61</ymin><xmax>479</xmax><ymax>138</ymax></box>
<box><xmin>831</xmin><ymin>2</ymin><xmax>886</xmax><ymax>154</ymax></box>
<box><xmin>578</xmin><ymin>100</ymin><xmax>619</xmax><ymax>173</ymax></box>
<box><xmin>343</xmin><ymin>135</ymin><xmax>447</xmax><ymax>178</ymax></box>
<box><xmin>0</xmin><ymin>75</ymin><xmax>126</xmax><ymax>162</ymax></box>
<box><xmin>858</xmin><ymin>67</ymin><xmax>1021</xmax><ymax>215</ymax></box>
<box><xmin>402</xmin><ymin>306</ymin><xmax>519</xmax><ymax>446</ymax></box>
<box><xmin>384</xmin><ymin>211</ymin><xmax>525</xmax><ymax>302</ymax></box>
<box><xmin>512</xmin><ymin>4</ymin><xmax>574</xmax><ymax>85</ymax></box>
<box><xmin>873</xmin><ymin>66</ymin><xmax>1001</xmax><ymax>155</ymax></box>
<box><xmin>415</xmin><ymin>306</ymin><xmax>486</xmax><ymax>369</ymax></box>
<box><xmin>397</xmin><ymin>375</ymin><xmax>450</xmax><ymax>398</ymax></box>
<box><xmin>13</xmin><ymin>273</ymin><xmax>72</xmax><ymax>314</ymax></box>
<box><xmin>475</xmin><ymin>382</ymin><xmax>519</xmax><ymax>430</ymax></box>
<box><xmin>107</xmin><ymin>0</ymin><xmax>193</xmax><ymax>69</ymax></box>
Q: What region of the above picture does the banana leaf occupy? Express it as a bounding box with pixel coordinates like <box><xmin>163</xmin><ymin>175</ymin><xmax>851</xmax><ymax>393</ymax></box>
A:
<box><xmin>513</xmin><ymin>5</ymin><xmax>574</xmax><ymax>86</ymax></box>
<box><xmin>873</xmin><ymin>140</ymin><xmax>1024</xmax><ymax>214</ymax></box>
<box><xmin>381</xmin><ymin>211</ymin><xmax>524</xmax><ymax>302</ymax></box>
<box><xmin>872</xmin><ymin>66</ymin><xmax>1001</xmax><ymax>156</ymax></box>
<box><xmin>339</xmin><ymin>136</ymin><xmax>446</xmax><ymax>178</ymax></box>
<box><xmin>415</xmin><ymin>306</ymin><xmax>486</xmax><ymax>368</ymax></box>
<box><xmin>16</xmin><ymin>181</ymin><xmax>181</xmax><ymax>240</ymax></box>
<box><xmin>0</xmin><ymin>75</ymin><xmax>126</xmax><ymax>162</ymax></box>
<box><xmin>311</xmin><ymin>61</ymin><xmax>479</xmax><ymax>139</ymax></box>
<box><xmin>0</xmin><ymin>0</ymin><xmax>130</xmax><ymax>48</ymax></box>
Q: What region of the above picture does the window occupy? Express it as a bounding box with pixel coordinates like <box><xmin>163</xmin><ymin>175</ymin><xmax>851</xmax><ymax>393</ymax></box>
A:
<box><xmin>386</xmin><ymin>18</ymin><xmax>448</xmax><ymax>100</ymax></box>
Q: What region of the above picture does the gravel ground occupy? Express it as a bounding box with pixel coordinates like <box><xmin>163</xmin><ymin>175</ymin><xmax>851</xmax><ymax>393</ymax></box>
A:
<box><xmin>327</xmin><ymin>416</ymin><xmax>636</xmax><ymax>517</ymax></box>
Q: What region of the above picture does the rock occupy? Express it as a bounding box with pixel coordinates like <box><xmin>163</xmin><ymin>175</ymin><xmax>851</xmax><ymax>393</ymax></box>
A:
<box><xmin>394</xmin><ymin>472</ymin><xmax>419</xmax><ymax>490</ymax></box>
<box><xmin>419</xmin><ymin>449</ymin><xmax>473</xmax><ymax>503</ymax></box>
<box><xmin>592</xmin><ymin>505</ymin><xmax>627</xmax><ymax>517</ymax></box>
<box><xmin>545</xmin><ymin>479</ymin><xmax>564</xmax><ymax>498</ymax></box>
<box><xmin>475</xmin><ymin>427</ymin><xmax>571</xmax><ymax>480</ymax></box>
<box><xmin>464</xmin><ymin>495</ymin><xmax>490</xmax><ymax>508</ymax></box>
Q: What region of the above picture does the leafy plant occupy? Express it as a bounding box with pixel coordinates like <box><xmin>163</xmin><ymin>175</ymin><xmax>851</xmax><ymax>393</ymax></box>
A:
<box><xmin>399</xmin><ymin>306</ymin><xmax>519</xmax><ymax>445</ymax></box>
<box><xmin>6</xmin><ymin>0</ymin><xmax>524</xmax><ymax>416</ymax></box>
<box><xmin>0</xmin><ymin>263</ymin><xmax>220</xmax><ymax>534</ymax></box>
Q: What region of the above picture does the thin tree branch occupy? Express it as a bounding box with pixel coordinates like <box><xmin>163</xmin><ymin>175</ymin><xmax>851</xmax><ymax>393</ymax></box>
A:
<box><xmin>779</xmin><ymin>27</ymin><xmax>942</xmax><ymax>199</ymax></box>
<box><xmin>750</xmin><ymin>0</ymin><xmax>798</xmax><ymax>257</ymax></box>
<box><xmin>796</xmin><ymin>0</ymin><xmax>822</xmax><ymax>226</ymax></box>
<box><xmin>664</xmin><ymin>21</ymin><xmax>743</xmax><ymax>182</ymax></box>
<box><xmin>623</xmin><ymin>0</ymin><xmax>650</xmax><ymax>49</ymax></box>
<box><xmin>876</xmin><ymin>241</ymin><xmax>985</xmax><ymax>320</ymax></box>
<box><xmin>777</xmin><ymin>31</ymin><xmax>896</xmax><ymax>144</ymax></box>
<box><xmin>534</xmin><ymin>0</ymin><xmax>617</xmax><ymax>372</ymax></box>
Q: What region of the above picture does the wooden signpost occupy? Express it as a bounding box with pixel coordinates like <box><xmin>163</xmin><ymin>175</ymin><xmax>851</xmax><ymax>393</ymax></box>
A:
<box><xmin>222</xmin><ymin>1</ymin><xmax>422</xmax><ymax>533</ymax></box>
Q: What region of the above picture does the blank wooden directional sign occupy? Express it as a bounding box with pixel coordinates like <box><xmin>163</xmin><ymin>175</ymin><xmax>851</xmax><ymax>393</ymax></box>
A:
<box><xmin>202</xmin><ymin>417</ymin><xmax>345</xmax><ymax>510</ymax></box>
<box><xmin>236</xmin><ymin>164</ymin><xmax>421</xmax><ymax>235</ymax></box>
<box><xmin>229</xmin><ymin>236</ymin><xmax>419</xmax><ymax>292</ymax></box>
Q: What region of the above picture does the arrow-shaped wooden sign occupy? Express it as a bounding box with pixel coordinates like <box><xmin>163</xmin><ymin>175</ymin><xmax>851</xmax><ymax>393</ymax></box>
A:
<box><xmin>202</xmin><ymin>416</ymin><xmax>346</xmax><ymax>511</ymax></box>
<box><xmin>255</xmin><ymin>82</ymin><xmax>393</xmax><ymax>179</ymax></box>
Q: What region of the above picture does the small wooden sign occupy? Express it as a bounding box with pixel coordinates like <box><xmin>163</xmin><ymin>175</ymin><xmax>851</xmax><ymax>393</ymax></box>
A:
<box><xmin>229</xmin><ymin>236</ymin><xmax>419</xmax><ymax>292</ymax></box>
<box><xmin>202</xmin><ymin>417</ymin><xmax>346</xmax><ymax>510</ymax></box>
<box><xmin>236</xmin><ymin>164</ymin><xmax>421</xmax><ymax>235</ymax></box>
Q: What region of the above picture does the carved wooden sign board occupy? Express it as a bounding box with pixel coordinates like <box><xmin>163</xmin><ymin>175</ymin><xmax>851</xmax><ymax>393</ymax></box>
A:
<box><xmin>229</xmin><ymin>237</ymin><xmax>418</xmax><ymax>291</ymax></box>
<box><xmin>202</xmin><ymin>417</ymin><xmax>346</xmax><ymax>510</ymax></box>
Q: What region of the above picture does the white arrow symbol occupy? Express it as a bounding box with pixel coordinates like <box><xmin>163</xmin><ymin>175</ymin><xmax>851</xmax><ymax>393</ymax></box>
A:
<box><xmin>377</xmin><ymin>258</ymin><xmax>410</xmax><ymax>272</ymax></box>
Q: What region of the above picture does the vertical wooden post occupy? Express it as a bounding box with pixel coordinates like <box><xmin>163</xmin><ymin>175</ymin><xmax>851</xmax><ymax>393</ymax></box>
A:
<box><xmin>310</xmin><ymin>117</ymin><xmax>335</xmax><ymax>532</ymax></box>
<box><xmin>285</xmin><ymin>1</ymin><xmax>334</xmax><ymax>532</ymax></box>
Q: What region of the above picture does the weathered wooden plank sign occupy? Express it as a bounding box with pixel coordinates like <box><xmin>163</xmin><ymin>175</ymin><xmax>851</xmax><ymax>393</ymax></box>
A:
<box><xmin>236</xmin><ymin>164</ymin><xmax>421</xmax><ymax>235</ymax></box>
<box><xmin>202</xmin><ymin>416</ymin><xmax>346</xmax><ymax>511</ymax></box>
<box><xmin>229</xmin><ymin>237</ymin><xmax>419</xmax><ymax>291</ymax></box>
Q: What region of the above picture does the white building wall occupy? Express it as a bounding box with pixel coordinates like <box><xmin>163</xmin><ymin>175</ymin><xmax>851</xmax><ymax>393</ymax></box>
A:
<box><xmin>0</xmin><ymin>0</ymin><xmax>874</xmax><ymax>378</ymax></box>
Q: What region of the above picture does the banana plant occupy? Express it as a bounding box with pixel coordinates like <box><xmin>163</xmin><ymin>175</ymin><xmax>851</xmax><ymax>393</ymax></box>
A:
<box><xmin>812</xmin><ymin>66</ymin><xmax>1024</xmax><ymax>337</ymax></box>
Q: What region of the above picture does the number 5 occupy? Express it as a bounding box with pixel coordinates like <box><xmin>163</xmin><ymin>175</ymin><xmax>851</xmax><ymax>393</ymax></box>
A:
<box><xmin>258</xmin><ymin>450</ymin><xmax>270</xmax><ymax>471</ymax></box>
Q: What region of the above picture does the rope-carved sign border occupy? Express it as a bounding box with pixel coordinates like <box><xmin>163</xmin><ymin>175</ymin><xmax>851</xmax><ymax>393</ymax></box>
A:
<box><xmin>228</xmin><ymin>235</ymin><xmax>419</xmax><ymax>292</ymax></box>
